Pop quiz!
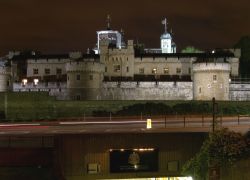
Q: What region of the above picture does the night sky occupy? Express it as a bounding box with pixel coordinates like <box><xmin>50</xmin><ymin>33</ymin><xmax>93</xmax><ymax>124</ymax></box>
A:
<box><xmin>0</xmin><ymin>0</ymin><xmax>249</xmax><ymax>56</ymax></box>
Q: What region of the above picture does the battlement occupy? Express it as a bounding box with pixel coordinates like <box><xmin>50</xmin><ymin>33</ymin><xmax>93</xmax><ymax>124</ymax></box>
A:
<box><xmin>66</xmin><ymin>61</ymin><xmax>104</xmax><ymax>73</ymax></box>
<box><xmin>0</xmin><ymin>66</ymin><xmax>11</xmax><ymax>75</ymax></box>
<box><xmin>193</xmin><ymin>62</ymin><xmax>230</xmax><ymax>72</ymax></box>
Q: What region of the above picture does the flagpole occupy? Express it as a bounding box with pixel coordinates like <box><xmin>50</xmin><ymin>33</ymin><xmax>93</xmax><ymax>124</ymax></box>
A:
<box><xmin>164</xmin><ymin>18</ymin><xmax>167</xmax><ymax>33</ymax></box>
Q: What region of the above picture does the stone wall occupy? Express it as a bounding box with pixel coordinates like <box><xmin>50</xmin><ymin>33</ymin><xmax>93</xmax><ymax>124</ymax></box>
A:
<box><xmin>0</xmin><ymin>66</ymin><xmax>11</xmax><ymax>92</ymax></box>
<box><xmin>100</xmin><ymin>81</ymin><xmax>193</xmax><ymax>100</ymax></box>
<box><xmin>230</xmin><ymin>83</ymin><xmax>250</xmax><ymax>101</ymax></box>
<box><xmin>193</xmin><ymin>63</ymin><xmax>230</xmax><ymax>100</ymax></box>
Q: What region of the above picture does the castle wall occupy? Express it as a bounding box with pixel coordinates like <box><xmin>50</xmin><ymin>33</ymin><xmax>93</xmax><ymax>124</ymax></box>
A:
<box><xmin>229</xmin><ymin>83</ymin><xmax>250</xmax><ymax>101</ymax></box>
<box><xmin>100</xmin><ymin>40</ymin><xmax>134</xmax><ymax>78</ymax></box>
<box><xmin>100</xmin><ymin>81</ymin><xmax>193</xmax><ymax>100</ymax></box>
<box><xmin>0</xmin><ymin>67</ymin><xmax>11</xmax><ymax>92</ymax></box>
<box><xmin>193</xmin><ymin>63</ymin><xmax>230</xmax><ymax>101</ymax></box>
<box><xmin>27</xmin><ymin>58</ymin><xmax>69</xmax><ymax>78</ymax></box>
<box><xmin>134</xmin><ymin>57</ymin><xmax>194</xmax><ymax>76</ymax></box>
<box><xmin>227</xmin><ymin>57</ymin><xmax>239</xmax><ymax>76</ymax></box>
<box><xmin>66</xmin><ymin>61</ymin><xmax>104</xmax><ymax>100</ymax></box>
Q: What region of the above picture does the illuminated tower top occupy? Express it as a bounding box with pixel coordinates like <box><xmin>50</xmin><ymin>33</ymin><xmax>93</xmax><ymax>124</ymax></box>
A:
<box><xmin>94</xmin><ymin>15</ymin><xmax>122</xmax><ymax>54</ymax></box>
<box><xmin>160</xmin><ymin>18</ymin><xmax>176</xmax><ymax>53</ymax></box>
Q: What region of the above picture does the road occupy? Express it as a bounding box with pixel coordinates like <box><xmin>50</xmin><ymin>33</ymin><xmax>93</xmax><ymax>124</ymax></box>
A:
<box><xmin>0</xmin><ymin>115</ymin><xmax>249</xmax><ymax>135</ymax></box>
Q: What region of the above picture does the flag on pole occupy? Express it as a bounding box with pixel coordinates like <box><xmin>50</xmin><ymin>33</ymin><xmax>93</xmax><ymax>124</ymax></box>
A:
<box><xmin>162</xmin><ymin>18</ymin><xmax>167</xmax><ymax>25</ymax></box>
<box><xmin>162</xmin><ymin>18</ymin><xmax>167</xmax><ymax>33</ymax></box>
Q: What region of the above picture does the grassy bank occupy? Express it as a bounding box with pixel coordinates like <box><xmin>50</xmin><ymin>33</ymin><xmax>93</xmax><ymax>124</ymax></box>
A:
<box><xmin>0</xmin><ymin>92</ymin><xmax>249</xmax><ymax>122</ymax></box>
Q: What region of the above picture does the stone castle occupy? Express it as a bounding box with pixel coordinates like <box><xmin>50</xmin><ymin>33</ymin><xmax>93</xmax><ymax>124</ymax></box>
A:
<box><xmin>0</xmin><ymin>17</ymin><xmax>248</xmax><ymax>101</ymax></box>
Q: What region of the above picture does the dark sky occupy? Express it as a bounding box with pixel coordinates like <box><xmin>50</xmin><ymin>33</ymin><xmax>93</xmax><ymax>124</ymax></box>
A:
<box><xmin>0</xmin><ymin>0</ymin><xmax>250</xmax><ymax>56</ymax></box>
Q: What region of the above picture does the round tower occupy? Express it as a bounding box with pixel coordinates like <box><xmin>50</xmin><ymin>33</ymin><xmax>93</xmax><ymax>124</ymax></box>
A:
<box><xmin>193</xmin><ymin>60</ymin><xmax>230</xmax><ymax>101</ymax></box>
<box><xmin>66</xmin><ymin>59</ymin><xmax>104</xmax><ymax>100</ymax></box>
<box><xmin>0</xmin><ymin>65</ymin><xmax>11</xmax><ymax>92</ymax></box>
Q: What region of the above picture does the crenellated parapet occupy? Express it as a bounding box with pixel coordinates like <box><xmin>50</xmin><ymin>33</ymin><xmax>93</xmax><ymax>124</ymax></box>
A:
<box><xmin>193</xmin><ymin>62</ymin><xmax>230</xmax><ymax>72</ymax></box>
<box><xmin>66</xmin><ymin>61</ymin><xmax>104</xmax><ymax>73</ymax></box>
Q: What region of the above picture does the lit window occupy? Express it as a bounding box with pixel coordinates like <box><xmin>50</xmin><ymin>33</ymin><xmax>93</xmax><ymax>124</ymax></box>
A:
<box><xmin>114</xmin><ymin>65</ymin><xmax>121</xmax><ymax>72</ymax></box>
<box><xmin>152</xmin><ymin>68</ymin><xmax>157</xmax><ymax>74</ymax></box>
<box><xmin>213</xmin><ymin>75</ymin><xmax>217</xmax><ymax>81</ymax></box>
<box><xmin>34</xmin><ymin>79</ymin><xmax>39</xmax><ymax>86</ymax></box>
<box><xmin>33</xmin><ymin>68</ymin><xmax>38</xmax><ymax>75</ymax></box>
<box><xmin>164</xmin><ymin>67</ymin><xmax>169</xmax><ymax>74</ymax></box>
<box><xmin>176</xmin><ymin>68</ymin><xmax>181</xmax><ymax>74</ymax></box>
<box><xmin>56</xmin><ymin>68</ymin><xmax>62</xmax><ymax>74</ymax></box>
<box><xmin>139</xmin><ymin>68</ymin><xmax>144</xmax><ymax>74</ymax></box>
<box><xmin>22</xmin><ymin>79</ymin><xmax>28</xmax><ymax>86</ymax></box>
<box><xmin>45</xmin><ymin>68</ymin><xmax>50</xmax><ymax>74</ymax></box>
<box><xmin>76</xmin><ymin>74</ymin><xmax>80</xmax><ymax>80</ymax></box>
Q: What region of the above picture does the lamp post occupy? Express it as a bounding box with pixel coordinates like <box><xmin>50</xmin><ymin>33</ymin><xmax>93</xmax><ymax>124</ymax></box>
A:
<box><xmin>212</xmin><ymin>97</ymin><xmax>217</xmax><ymax>132</ymax></box>
<box><xmin>4</xmin><ymin>92</ymin><xmax>7</xmax><ymax>120</ymax></box>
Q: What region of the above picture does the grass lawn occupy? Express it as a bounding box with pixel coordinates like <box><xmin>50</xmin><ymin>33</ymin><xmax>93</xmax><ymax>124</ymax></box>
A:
<box><xmin>0</xmin><ymin>92</ymin><xmax>250</xmax><ymax>122</ymax></box>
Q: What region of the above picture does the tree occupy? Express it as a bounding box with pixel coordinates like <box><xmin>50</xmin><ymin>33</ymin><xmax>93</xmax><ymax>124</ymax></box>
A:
<box><xmin>182</xmin><ymin>128</ymin><xmax>249</xmax><ymax>179</ymax></box>
<box><xmin>181</xmin><ymin>46</ymin><xmax>203</xmax><ymax>53</ymax></box>
<box><xmin>234</xmin><ymin>36</ymin><xmax>250</xmax><ymax>77</ymax></box>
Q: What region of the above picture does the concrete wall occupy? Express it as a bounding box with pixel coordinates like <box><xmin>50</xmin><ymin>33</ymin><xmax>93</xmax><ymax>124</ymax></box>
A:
<box><xmin>100</xmin><ymin>81</ymin><xmax>193</xmax><ymax>100</ymax></box>
<box><xmin>221</xmin><ymin>158</ymin><xmax>250</xmax><ymax>180</ymax></box>
<box><xmin>55</xmin><ymin>133</ymin><xmax>205</xmax><ymax>180</ymax></box>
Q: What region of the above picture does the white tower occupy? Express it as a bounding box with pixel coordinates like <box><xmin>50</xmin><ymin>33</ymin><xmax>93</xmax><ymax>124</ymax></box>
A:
<box><xmin>161</xmin><ymin>18</ymin><xmax>175</xmax><ymax>53</ymax></box>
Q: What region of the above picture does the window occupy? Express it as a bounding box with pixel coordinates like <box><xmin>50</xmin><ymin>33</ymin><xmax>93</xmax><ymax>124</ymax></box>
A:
<box><xmin>114</xmin><ymin>65</ymin><xmax>121</xmax><ymax>72</ymax></box>
<box><xmin>188</xmin><ymin>68</ymin><xmax>191</xmax><ymax>74</ymax></box>
<box><xmin>45</xmin><ymin>68</ymin><xmax>50</xmax><ymax>75</ymax></box>
<box><xmin>89</xmin><ymin>75</ymin><xmax>93</xmax><ymax>80</ymax></box>
<box><xmin>67</xmin><ymin>76</ymin><xmax>69</xmax><ymax>81</ymax></box>
<box><xmin>126</xmin><ymin>66</ymin><xmax>129</xmax><ymax>72</ymax></box>
<box><xmin>152</xmin><ymin>68</ymin><xmax>157</xmax><ymax>74</ymax></box>
<box><xmin>164</xmin><ymin>67</ymin><xmax>169</xmax><ymax>74</ymax></box>
<box><xmin>213</xmin><ymin>75</ymin><xmax>217</xmax><ymax>81</ymax></box>
<box><xmin>176</xmin><ymin>68</ymin><xmax>181</xmax><ymax>74</ymax></box>
<box><xmin>76</xmin><ymin>74</ymin><xmax>80</xmax><ymax>80</ymax></box>
<box><xmin>139</xmin><ymin>68</ymin><xmax>144</xmax><ymax>74</ymax></box>
<box><xmin>56</xmin><ymin>68</ymin><xmax>62</xmax><ymax>74</ymax></box>
<box><xmin>33</xmin><ymin>68</ymin><xmax>38</xmax><ymax>75</ymax></box>
<box><xmin>105</xmin><ymin>66</ymin><xmax>107</xmax><ymax>72</ymax></box>
<box><xmin>199</xmin><ymin>87</ymin><xmax>202</xmax><ymax>94</ymax></box>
